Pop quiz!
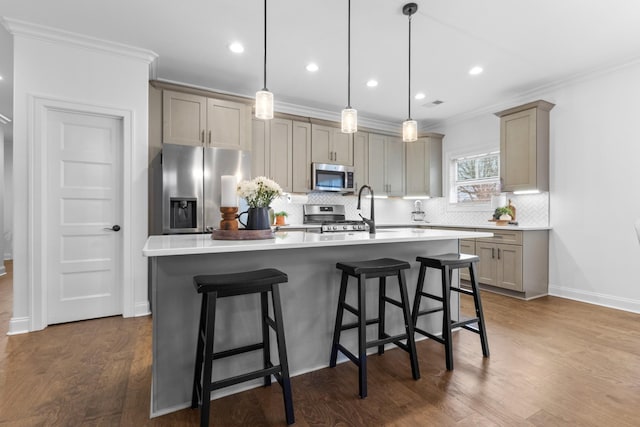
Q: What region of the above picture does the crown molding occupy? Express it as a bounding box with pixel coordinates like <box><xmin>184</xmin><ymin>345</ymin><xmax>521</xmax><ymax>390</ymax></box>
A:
<box><xmin>154</xmin><ymin>78</ymin><xmax>401</xmax><ymax>134</ymax></box>
<box><xmin>1</xmin><ymin>17</ymin><xmax>158</xmax><ymax>64</ymax></box>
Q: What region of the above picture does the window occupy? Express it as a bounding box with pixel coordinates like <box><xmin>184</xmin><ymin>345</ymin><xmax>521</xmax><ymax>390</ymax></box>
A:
<box><xmin>451</xmin><ymin>152</ymin><xmax>500</xmax><ymax>203</ymax></box>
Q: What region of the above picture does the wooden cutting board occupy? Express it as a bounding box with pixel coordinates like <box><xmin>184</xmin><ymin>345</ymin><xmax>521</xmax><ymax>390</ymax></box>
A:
<box><xmin>211</xmin><ymin>229</ymin><xmax>275</xmax><ymax>240</ymax></box>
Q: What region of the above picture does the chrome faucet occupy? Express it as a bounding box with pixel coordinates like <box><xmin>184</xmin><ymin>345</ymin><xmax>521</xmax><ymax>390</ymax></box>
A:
<box><xmin>357</xmin><ymin>185</ymin><xmax>376</xmax><ymax>234</ymax></box>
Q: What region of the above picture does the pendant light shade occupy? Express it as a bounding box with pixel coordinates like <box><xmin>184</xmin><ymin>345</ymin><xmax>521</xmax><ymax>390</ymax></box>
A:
<box><xmin>342</xmin><ymin>108</ymin><xmax>358</xmax><ymax>133</ymax></box>
<box><xmin>255</xmin><ymin>0</ymin><xmax>273</xmax><ymax>120</ymax></box>
<box><xmin>255</xmin><ymin>90</ymin><xmax>273</xmax><ymax>120</ymax></box>
<box><xmin>341</xmin><ymin>0</ymin><xmax>357</xmax><ymax>133</ymax></box>
<box><xmin>402</xmin><ymin>3</ymin><xmax>418</xmax><ymax>142</ymax></box>
<box><xmin>402</xmin><ymin>119</ymin><xmax>418</xmax><ymax>142</ymax></box>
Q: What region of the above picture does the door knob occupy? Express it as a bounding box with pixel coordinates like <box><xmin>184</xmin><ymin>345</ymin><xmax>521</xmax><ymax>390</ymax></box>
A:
<box><xmin>104</xmin><ymin>225</ymin><xmax>121</xmax><ymax>232</ymax></box>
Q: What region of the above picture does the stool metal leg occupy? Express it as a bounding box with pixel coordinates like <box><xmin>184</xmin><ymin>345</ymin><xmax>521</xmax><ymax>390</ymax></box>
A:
<box><xmin>330</xmin><ymin>272</ymin><xmax>349</xmax><ymax>368</ymax></box>
<box><xmin>398</xmin><ymin>270</ymin><xmax>420</xmax><ymax>380</ymax></box>
<box><xmin>358</xmin><ymin>274</ymin><xmax>368</xmax><ymax>399</ymax></box>
<box><xmin>377</xmin><ymin>276</ymin><xmax>386</xmax><ymax>356</ymax></box>
<box><xmin>271</xmin><ymin>284</ymin><xmax>295</xmax><ymax>425</ymax></box>
<box><xmin>468</xmin><ymin>263</ymin><xmax>490</xmax><ymax>357</ymax></box>
<box><xmin>441</xmin><ymin>266</ymin><xmax>454</xmax><ymax>371</ymax></box>
<box><xmin>200</xmin><ymin>292</ymin><xmax>217</xmax><ymax>427</ymax></box>
<box><xmin>260</xmin><ymin>291</ymin><xmax>272</xmax><ymax>386</ymax></box>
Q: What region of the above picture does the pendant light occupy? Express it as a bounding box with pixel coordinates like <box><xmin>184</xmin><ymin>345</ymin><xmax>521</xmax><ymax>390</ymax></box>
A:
<box><xmin>255</xmin><ymin>0</ymin><xmax>273</xmax><ymax>120</ymax></box>
<box><xmin>402</xmin><ymin>3</ymin><xmax>418</xmax><ymax>142</ymax></box>
<box><xmin>341</xmin><ymin>0</ymin><xmax>357</xmax><ymax>133</ymax></box>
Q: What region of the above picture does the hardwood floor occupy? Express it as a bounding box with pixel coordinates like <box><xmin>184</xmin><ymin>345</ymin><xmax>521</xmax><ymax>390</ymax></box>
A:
<box><xmin>1</xmin><ymin>261</ymin><xmax>639</xmax><ymax>426</ymax></box>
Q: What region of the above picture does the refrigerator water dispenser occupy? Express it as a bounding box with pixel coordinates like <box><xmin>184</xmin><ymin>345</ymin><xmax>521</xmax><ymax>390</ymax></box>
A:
<box><xmin>169</xmin><ymin>197</ymin><xmax>197</xmax><ymax>230</ymax></box>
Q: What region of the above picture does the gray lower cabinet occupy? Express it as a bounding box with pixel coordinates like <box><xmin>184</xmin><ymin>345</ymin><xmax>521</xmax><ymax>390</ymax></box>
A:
<box><xmin>434</xmin><ymin>226</ymin><xmax>549</xmax><ymax>299</ymax></box>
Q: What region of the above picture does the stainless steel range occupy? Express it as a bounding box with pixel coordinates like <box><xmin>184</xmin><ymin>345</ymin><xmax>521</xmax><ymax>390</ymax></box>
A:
<box><xmin>303</xmin><ymin>204</ymin><xmax>368</xmax><ymax>233</ymax></box>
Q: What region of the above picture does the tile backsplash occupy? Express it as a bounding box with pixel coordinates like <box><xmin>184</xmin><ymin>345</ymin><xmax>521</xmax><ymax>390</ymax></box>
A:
<box><xmin>270</xmin><ymin>192</ymin><xmax>549</xmax><ymax>227</ymax></box>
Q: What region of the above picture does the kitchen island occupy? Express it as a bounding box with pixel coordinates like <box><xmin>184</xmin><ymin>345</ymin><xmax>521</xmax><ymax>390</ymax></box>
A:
<box><xmin>143</xmin><ymin>228</ymin><xmax>493</xmax><ymax>417</ymax></box>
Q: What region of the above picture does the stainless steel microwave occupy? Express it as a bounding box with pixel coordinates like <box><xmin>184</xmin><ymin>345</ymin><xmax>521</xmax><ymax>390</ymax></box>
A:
<box><xmin>311</xmin><ymin>163</ymin><xmax>356</xmax><ymax>193</ymax></box>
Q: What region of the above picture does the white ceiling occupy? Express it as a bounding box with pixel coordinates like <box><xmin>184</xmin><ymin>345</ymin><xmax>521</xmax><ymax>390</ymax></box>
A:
<box><xmin>1</xmin><ymin>0</ymin><xmax>640</xmax><ymax>133</ymax></box>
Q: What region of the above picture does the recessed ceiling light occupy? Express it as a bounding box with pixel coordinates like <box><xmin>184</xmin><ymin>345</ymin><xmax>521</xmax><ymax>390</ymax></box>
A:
<box><xmin>0</xmin><ymin>75</ymin><xmax>3</xmax><ymax>81</ymax></box>
<box><xmin>414</xmin><ymin>92</ymin><xmax>426</xmax><ymax>100</ymax></box>
<box><xmin>469</xmin><ymin>66</ymin><xmax>483</xmax><ymax>75</ymax></box>
<box><xmin>366</xmin><ymin>79</ymin><xmax>378</xmax><ymax>87</ymax></box>
<box><xmin>306</xmin><ymin>63</ymin><xmax>319</xmax><ymax>72</ymax></box>
<box><xmin>228</xmin><ymin>42</ymin><xmax>244</xmax><ymax>53</ymax></box>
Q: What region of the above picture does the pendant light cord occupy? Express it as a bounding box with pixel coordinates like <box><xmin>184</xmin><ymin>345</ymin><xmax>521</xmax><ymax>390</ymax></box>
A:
<box><xmin>263</xmin><ymin>0</ymin><xmax>268</xmax><ymax>91</ymax></box>
<box><xmin>408</xmin><ymin>12</ymin><xmax>412</xmax><ymax>120</ymax></box>
<box><xmin>347</xmin><ymin>0</ymin><xmax>351</xmax><ymax>108</ymax></box>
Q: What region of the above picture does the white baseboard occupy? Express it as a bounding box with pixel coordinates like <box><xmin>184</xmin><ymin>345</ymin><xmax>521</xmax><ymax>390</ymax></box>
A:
<box><xmin>549</xmin><ymin>285</ymin><xmax>640</xmax><ymax>314</ymax></box>
<box><xmin>134</xmin><ymin>300</ymin><xmax>151</xmax><ymax>317</ymax></box>
<box><xmin>7</xmin><ymin>316</ymin><xmax>30</xmax><ymax>335</ymax></box>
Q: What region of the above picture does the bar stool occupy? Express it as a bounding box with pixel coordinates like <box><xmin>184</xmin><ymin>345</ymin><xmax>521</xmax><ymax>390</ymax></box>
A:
<box><xmin>329</xmin><ymin>258</ymin><xmax>420</xmax><ymax>398</ymax></box>
<box><xmin>191</xmin><ymin>268</ymin><xmax>294</xmax><ymax>426</ymax></box>
<box><xmin>412</xmin><ymin>253</ymin><xmax>489</xmax><ymax>370</ymax></box>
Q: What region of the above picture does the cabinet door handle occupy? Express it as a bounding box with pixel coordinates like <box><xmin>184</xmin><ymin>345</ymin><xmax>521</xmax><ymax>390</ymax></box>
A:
<box><xmin>208</xmin><ymin>130</ymin><xmax>211</xmax><ymax>144</ymax></box>
<box><xmin>497</xmin><ymin>248</ymin><xmax>501</xmax><ymax>260</ymax></box>
<box><xmin>491</xmin><ymin>248</ymin><xmax>495</xmax><ymax>258</ymax></box>
<box><xmin>201</xmin><ymin>130</ymin><xmax>205</xmax><ymax>144</ymax></box>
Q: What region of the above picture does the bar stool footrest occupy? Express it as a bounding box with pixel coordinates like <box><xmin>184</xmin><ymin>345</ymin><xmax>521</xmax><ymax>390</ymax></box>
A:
<box><xmin>450</xmin><ymin>286</ymin><xmax>475</xmax><ymax>296</ymax></box>
<box><xmin>416</xmin><ymin>306</ymin><xmax>444</xmax><ymax>317</ymax></box>
<box><xmin>335</xmin><ymin>343</ymin><xmax>361</xmax><ymax>366</ymax></box>
<box><xmin>209</xmin><ymin>365</ymin><xmax>281</xmax><ymax>392</ymax></box>
<box><xmin>381</xmin><ymin>295</ymin><xmax>403</xmax><ymax>308</ymax></box>
<box><xmin>340</xmin><ymin>318</ymin><xmax>380</xmax><ymax>332</ymax></box>
<box><xmin>414</xmin><ymin>326</ymin><xmax>445</xmax><ymax>345</ymax></box>
<box><xmin>366</xmin><ymin>333</ymin><xmax>409</xmax><ymax>349</ymax></box>
<box><xmin>212</xmin><ymin>342</ymin><xmax>264</xmax><ymax>361</ymax></box>
<box><xmin>451</xmin><ymin>317</ymin><xmax>480</xmax><ymax>330</ymax></box>
<box><xmin>420</xmin><ymin>291</ymin><xmax>444</xmax><ymax>302</ymax></box>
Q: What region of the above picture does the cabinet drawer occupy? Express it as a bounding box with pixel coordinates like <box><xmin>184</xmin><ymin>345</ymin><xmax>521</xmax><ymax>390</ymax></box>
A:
<box><xmin>475</xmin><ymin>229</ymin><xmax>522</xmax><ymax>245</ymax></box>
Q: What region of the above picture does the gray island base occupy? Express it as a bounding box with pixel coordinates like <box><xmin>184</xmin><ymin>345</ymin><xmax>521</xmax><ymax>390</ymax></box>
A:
<box><xmin>143</xmin><ymin>228</ymin><xmax>493</xmax><ymax>417</ymax></box>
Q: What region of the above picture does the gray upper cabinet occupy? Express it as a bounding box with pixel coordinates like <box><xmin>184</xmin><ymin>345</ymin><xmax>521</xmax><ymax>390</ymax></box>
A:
<box><xmin>495</xmin><ymin>100</ymin><xmax>554</xmax><ymax>192</ymax></box>
<box><xmin>251</xmin><ymin>117</ymin><xmax>293</xmax><ymax>192</ymax></box>
<box><xmin>368</xmin><ymin>133</ymin><xmax>405</xmax><ymax>196</ymax></box>
<box><xmin>352</xmin><ymin>131</ymin><xmax>369</xmax><ymax>192</ymax></box>
<box><xmin>162</xmin><ymin>91</ymin><xmax>206</xmax><ymax>146</ymax></box>
<box><xmin>405</xmin><ymin>133</ymin><xmax>443</xmax><ymax>197</ymax></box>
<box><xmin>311</xmin><ymin>124</ymin><xmax>353</xmax><ymax>165</ymax></box>
<box><xmin>163</xmin><ymin>89</ymin><xmax>251</xmax><ymax>150</ymax></box>
<box><xmin>292</xmin><ymin>121</ymin><xmax>312</xmax><ymax>193</ymax></box>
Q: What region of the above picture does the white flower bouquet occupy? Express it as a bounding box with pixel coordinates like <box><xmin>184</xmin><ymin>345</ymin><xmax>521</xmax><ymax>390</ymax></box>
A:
<box><xmin>236</xmin><ymin>176</ymin><xmax>283</xmax><ymax>208</ymax></box>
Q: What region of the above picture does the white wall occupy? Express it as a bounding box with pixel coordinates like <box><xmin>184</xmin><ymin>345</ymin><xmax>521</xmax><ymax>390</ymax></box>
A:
<box><xmin>0</xmin><ymin>125</ymin><xmax>5</xmax><ymax>275</ymax></box>
<box><xmin>436</xmin><ymin>60</ymin><xmax>640</xmax><ymax>313</ymax></box>
<box><xmin>3</xmin><ymin>136</ymin><xmax>11</xmax><ymax>261</ymax></box>
<box><xmin>7</xmin><ymin>20</ymin><xmax>156</xmax><ymax>332</ymax></box>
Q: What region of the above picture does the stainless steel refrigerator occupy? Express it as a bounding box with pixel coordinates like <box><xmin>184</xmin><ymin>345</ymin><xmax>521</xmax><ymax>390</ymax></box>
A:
<box><xmin>160</xmin><ymin>143</ymin><xmax>251</xmax><ymax>234</ymax></box>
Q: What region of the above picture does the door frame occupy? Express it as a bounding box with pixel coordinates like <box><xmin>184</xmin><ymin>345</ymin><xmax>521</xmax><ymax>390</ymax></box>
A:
<box><xmin>29</xmin><ymin>96</ymin><xmax>134</xmax><ymax>330</ymax></box>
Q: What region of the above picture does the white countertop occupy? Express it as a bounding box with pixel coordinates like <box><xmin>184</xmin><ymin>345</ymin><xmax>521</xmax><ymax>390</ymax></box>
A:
<box><xmin>376</xmin><ymin>222</ymin><xmax>551</xmax><ymax>231</ymax></box>
<box><xmin>143</xmin><ymin>228</ymin><xmax>494</xmax><ymax>257</ymax></box>
<box><xmin>274</xmin><ymin>222</ymin><xmax>550</xmax><ymax>231</ymax></box>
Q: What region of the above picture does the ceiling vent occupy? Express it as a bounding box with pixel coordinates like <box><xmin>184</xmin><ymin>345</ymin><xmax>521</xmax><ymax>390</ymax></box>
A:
<box><xmin>421</xmin><ymin>100</ymin><xmax>444</xmax><ymax>108</ymax></box>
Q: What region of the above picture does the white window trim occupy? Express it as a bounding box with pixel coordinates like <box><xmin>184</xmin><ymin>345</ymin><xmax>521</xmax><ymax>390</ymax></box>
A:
<box><xmin>444</xmin><ymin>144</ymin><xmax>500</xmax><ymax>213</ymax></box>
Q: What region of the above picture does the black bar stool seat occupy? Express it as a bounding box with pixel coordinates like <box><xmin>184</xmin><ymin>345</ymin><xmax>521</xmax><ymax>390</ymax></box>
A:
<box><xmin>330</xmin><ymin>258</ymin><xmax>420</xmax><ymax>399</ymax></box>
<box><xmin>191</xmin><ymin>268</ymin><xmax>294</xmax><ymax>426</ymax></box>
<box><xmin>413</xmin><ymin>253</ymin><xmax>490</xmax><ymax>371</ymax></box>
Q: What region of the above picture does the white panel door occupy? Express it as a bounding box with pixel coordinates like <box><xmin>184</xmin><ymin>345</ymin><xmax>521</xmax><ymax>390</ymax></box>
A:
<box><xmin>47</xmin><ymin>110</ymin><xmax>123</xmax><ymax>324</ymax></box>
